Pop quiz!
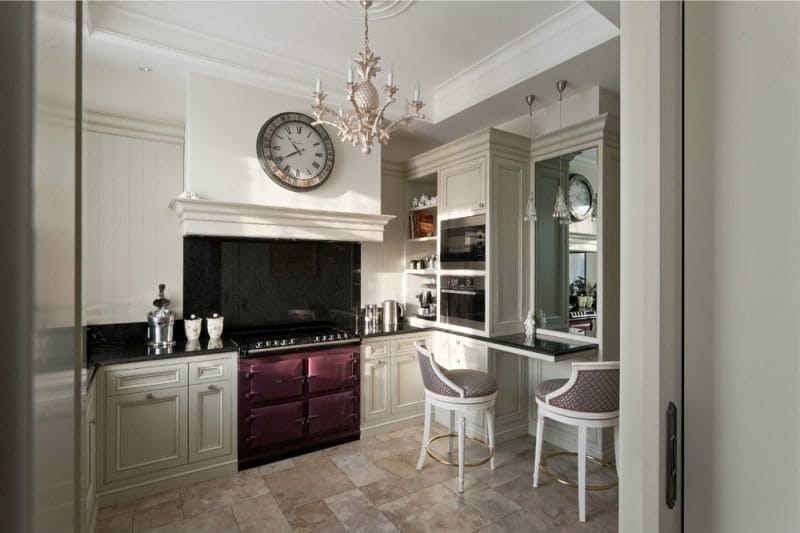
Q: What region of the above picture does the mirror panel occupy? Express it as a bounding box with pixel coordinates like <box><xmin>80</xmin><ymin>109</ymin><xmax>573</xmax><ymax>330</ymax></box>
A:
<box><xmin>534</xmin><ymin>147</ymin><xmax>598</xmax><ymax>337</ymax></box>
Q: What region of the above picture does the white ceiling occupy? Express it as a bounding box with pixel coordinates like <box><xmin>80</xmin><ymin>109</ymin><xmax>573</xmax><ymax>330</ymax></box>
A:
<box><xmin>82</xmin><ymin>0</ymin><xmax>619</xmax><ymax>156</ymax></box>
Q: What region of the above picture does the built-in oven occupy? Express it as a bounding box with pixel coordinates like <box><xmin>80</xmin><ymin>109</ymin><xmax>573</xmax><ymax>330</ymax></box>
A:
<box><xmin>440</xmin><ymin>214</ymin><xmax>486</xmax><ymax>270</ymax></box>
<box><xmin>439</xmin><ymin>276</ymin><xmax>485</xmax><ymax>330</ymax></box>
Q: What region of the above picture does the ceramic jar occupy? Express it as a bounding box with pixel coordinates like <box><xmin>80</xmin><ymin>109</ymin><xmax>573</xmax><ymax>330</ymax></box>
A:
<box><xmin>184</xmin><ymin>313</ymin><xmax>202</xmax><ymax>341</ymax></box>
<box><xmin>207</xmin><ymin>313</ymin><xmax>224</xmax><ymax>339</ymax></box>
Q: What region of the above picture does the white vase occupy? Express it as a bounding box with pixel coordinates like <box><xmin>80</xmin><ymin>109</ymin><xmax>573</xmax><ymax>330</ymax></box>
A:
<box><xmin>206</xmin><ymin>313</ymin><xmax>224</xmax><ymax>339</ymax></box>
<box><xmin>184</xmin><ymin>314</ymin><xmax>202</xmax><ymax>341</ymax></box>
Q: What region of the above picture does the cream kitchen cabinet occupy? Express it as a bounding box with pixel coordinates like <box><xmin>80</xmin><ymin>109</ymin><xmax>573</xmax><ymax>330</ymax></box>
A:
<box><xmin>437</xmin><ymin>156</ymin><xmax>487</xmax><ymax>217</ymax></box>
<box><xmin>96</xmin><ymin>352</ymin><xmax>237</xmax><ymax>507</ymax></box>
<box><xmin>360</xmin><ymin>332</ymin><xmax>432</xmax><ymax>435</ymax></box>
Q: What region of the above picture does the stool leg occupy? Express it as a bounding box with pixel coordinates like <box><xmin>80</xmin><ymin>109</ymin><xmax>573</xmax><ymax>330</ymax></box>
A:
<box><xmin>614</xmin><ymin>423</ymin><xmax>620</xmax><ymax>471</ymax></box>
<box><xmin>578</xmin><ymin>425</ymin><xmax>587</xmax><ymax>522</ymax></box>
<box><xmin>533</xmin><ymin>414</ymin><xmax>544</xmax><ymax>487</ymax></box>
<box><xmin>457</xmin><ymin>415</ymin><xmax>466</xmax><ymax>493</ymax></box>
<box><xmin>486</xmin><ymin>404</ymin><xmax>496</xmax><ymax>470</ymax></box>
<box><xmin>417</xmin><ymin>400</ymin><xmax>432</xmax><ymax>470</ymax></box>
<box><xmin>448</xmin><ymin>410</ymin><xmax>455</xmax><ymax>456</ymax></box>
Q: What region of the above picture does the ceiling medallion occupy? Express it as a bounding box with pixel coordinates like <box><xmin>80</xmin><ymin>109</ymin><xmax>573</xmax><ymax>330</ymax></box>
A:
<box><xmin>322</xmin><ymin>0</ymin><xmax>413</xmax><ymax>20</ymax></box>
<box><xmin>311</xmin><ymin>0</ymin><xmax>425</xmax><ymax>155</ymax></box>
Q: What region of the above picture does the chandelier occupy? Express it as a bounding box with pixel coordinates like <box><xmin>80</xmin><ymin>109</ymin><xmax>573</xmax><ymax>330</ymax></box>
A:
<box><xmin>552</xmin><ymin>80</ymin><xmax>572</xmax><ymax>224</ymax></box>
<box><xmin>311</xmin><ymin>0</ymin><xmax>425</xmax><ymax>155</ymax></box>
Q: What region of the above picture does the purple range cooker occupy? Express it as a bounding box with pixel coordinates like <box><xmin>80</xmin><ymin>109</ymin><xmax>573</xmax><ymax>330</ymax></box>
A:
<box><xmin>230</xmin><ymin>323</ymin><xmax>361</xmax><ymax>470</ymax></box>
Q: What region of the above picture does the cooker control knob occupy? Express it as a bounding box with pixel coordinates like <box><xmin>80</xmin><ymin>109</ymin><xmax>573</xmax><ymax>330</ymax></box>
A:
<box><xmin>280</xmin><ymin>339</ymin><xmax>287</xmax><ymax>346</ymax></box>
<box><xmin>289</xmin><ymin>338</ymin><xmax>296</xmax><ymax>345</ymax></box>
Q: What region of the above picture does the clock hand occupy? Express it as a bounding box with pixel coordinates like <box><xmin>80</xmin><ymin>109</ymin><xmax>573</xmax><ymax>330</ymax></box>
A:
<box><xmin>283</xmin><ymin>148</ymin><xmax>305</xmax><ymax>158</ymax></box>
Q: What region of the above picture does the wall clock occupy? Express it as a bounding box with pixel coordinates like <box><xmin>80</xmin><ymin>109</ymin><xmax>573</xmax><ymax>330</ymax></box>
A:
<box><xmin>256</xmin><ymin>112</ymin><xmax>335</xmax><ymax>191</ymax></box>
<box><xmin>568</xmin><ymin>173</ymin><xmax>594</xmax><ymax>221</ymax></box>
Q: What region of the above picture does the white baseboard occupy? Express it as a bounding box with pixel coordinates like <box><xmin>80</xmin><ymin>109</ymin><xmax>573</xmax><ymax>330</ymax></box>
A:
<box><xmin>361</xmin><ymin>413</ymin><xmax>424</xmax><ymax>438</ymax></box>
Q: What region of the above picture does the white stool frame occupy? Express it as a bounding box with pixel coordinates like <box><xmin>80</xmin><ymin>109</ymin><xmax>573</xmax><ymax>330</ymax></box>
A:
<box><xmin>414</xmin><ymin>341</ymin><xmax>497</xmax><ymax>493</ymax></box>
<box><xmin>533</xmin><ymin>361</ymin><xmax>619</xmax><ymax>523</ymax></box>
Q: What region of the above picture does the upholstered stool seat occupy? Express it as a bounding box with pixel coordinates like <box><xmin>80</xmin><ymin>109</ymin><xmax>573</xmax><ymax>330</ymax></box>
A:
<box><xmin>414</xmin><ymin>340</ymin><xmax>497</xmax><ymax>493</ymax></box>
<box><xmin>533</xmin><ymin>361</ymin><xmax>620</xmax><ymax>523</ymax></box>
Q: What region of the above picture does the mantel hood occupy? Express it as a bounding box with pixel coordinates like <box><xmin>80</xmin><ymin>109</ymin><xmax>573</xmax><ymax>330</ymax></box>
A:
<box><xmin>169</xmin><ymin>198</ymin><xmax>395</xmax><ymax>242</ymax></box>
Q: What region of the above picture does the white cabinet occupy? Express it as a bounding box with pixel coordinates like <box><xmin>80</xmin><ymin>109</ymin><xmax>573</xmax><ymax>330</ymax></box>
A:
<box><xmin>105</xmin><ymin>386</ymin><xmax>188</xmax><ymax>483</ymax></box>
<box><xmin>360</xmin><ymin>332</ymin><xmax>432</xmax><ymax>433</ymax></box>
<box><xmin>96</xmin><ymin>352</ymin><xmax>237</xmax><ymax>504</ymax></box>
<box><xmin>189</xmin><ymin>380</ymin><xmax>232</xmax><ymax>463</ymax></box>
<box><xmin>438</xmin><ymin>156</ymin><xmax>487</xmax><ymax>216</ymax></box>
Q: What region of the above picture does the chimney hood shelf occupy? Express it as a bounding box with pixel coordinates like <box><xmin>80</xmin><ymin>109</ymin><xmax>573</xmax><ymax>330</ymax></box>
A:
<box><xmin>169</xmin><ymin>198</ymin><xmax>395</xmax><ymax>242</ymax></box>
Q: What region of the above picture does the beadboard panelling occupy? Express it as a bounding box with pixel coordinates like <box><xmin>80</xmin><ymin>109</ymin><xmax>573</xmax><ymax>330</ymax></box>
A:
<box><xmin>83</xmin><ymin>130</ymin><xmax>184</xmax><ymax>324</ymax></box>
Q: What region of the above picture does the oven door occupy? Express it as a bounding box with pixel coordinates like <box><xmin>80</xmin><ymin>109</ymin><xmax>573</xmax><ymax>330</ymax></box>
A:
<box><xmin>439</xmin><ymin>287</ymin><xmax>485</xmax><ymax>330</ymax></box>
<box><xmin>440</xmin><ymin>215</ymin><xmax>486</xmax><ymax>270</ymax></box>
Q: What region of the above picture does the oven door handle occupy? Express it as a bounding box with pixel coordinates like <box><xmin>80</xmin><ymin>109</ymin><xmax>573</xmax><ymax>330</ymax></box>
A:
<box><xmin>441</xmin><ymin>289</ymin><xmax>481</xmax><ymax>295</ymax></box>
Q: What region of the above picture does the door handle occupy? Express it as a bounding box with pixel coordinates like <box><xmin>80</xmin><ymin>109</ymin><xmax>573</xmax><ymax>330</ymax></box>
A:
<box><xmin>666</xmin><ymin>401</ymin><xmax>678</xmax><ymax>509</ymax></box>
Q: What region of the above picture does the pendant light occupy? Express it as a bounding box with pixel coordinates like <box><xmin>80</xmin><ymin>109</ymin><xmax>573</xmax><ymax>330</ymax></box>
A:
<box><xmin>523</xmin><ymin>94</ymin><xmax>537</xmax><ymax>222</ymax></box>
<box><xmin>552</xmin><ymin>80</ymin><xmax>571</xmax><ymax>225</ymax></box>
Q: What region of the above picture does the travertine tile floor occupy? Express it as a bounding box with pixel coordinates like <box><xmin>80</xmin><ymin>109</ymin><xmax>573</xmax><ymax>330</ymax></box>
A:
<box><xmin>94</xmin><ymin>423</ymin><xmax>617</xmax><ymax>533</ymax></box>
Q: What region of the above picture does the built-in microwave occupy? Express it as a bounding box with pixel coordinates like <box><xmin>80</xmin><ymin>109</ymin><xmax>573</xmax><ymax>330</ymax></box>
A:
<box><xmin>440</xmin><ymin>214</ymin><xmax>486</xmax><ymax>270</ymax></box>
<box><xmin>439</xmin><ymin>276</ymin><xmax>485</xmax><ymax>330</ymax></box>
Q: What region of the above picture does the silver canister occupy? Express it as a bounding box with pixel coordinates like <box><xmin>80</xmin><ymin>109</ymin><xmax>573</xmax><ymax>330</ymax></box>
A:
<box><xmin>147</xmin><ymin>283</ymin><xmax>176</xmax><ymax>347</ymax></box>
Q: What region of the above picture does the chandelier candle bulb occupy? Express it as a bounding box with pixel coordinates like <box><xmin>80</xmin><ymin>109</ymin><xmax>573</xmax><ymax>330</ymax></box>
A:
<box><xmin>414</xmin><ymin>80</ymin><xmax>421</xmax><ymax>101</ymax></box>
<box><xmin>316</xmin><ymin>74</ymin><xmax>321</xmax><ymax>93</ymax></box>
<box><xmin>347</xmin><ymin>64</ymin><xmax>353</xmax><ymax>84</ymax></box>
<box><xmin>387</xmin><ymin>64</ymin><xmax>394</xmax><ymax>86</ymax></box>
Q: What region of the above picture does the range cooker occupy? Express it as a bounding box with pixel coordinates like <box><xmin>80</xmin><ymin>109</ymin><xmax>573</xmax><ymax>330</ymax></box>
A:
<box><xmin>232</xmin><ymin>322</ymin><xmax>361</xmax><ymax>469</ymax></box>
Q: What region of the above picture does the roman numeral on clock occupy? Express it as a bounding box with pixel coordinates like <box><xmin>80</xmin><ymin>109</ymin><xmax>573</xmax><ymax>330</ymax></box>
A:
<box><xmin>312</xmin><ymin>161</ymin><xmax>320</xmax><ymax>169</ymax></box>
<box><xmin>313</xmin><ymin>142</ymin><xmax>320</xmax><ymax>147</ymax></box>
<box><xmin>296</xmin><ymin>125</ymin><xmax>302</xmax><ymax>134</ymax></box>
<box><xmin>315</xmin><ymin>153</ymin><xmax>323</xmax><ymax>158</ymax></box>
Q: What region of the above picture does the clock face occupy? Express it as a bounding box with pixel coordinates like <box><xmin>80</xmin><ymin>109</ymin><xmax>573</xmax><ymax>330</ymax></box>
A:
<box><xmin>568</xmin><ymin>174</ymin><xmax>594</xmax><ymax>221</ymax></box>
<box><xmin>256</xmin><ymin>112</ymin><xmax>335</xmax><ymax>191</ymax></box>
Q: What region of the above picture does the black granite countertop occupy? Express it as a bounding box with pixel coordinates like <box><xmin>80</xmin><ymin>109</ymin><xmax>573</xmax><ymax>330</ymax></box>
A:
<box><xmin>86</xmin><ymin>322</ymin><xmax>240</xmax><ymax>383</ymax></box>
<box><xmin>487</xmin><ymin>333</ymin><xmax>596</xmax><ymax>358</ymax></box>
<box><xmin>358</xmin><ymin>321</ymin><xmax>436</xmax><ymax>339</ymax></box>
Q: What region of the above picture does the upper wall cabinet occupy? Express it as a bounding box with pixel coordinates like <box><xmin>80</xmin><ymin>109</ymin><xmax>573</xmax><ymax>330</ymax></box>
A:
<box><xmin>531</xmin><ymin>114</ymin><xmax>620</xmax><ymax>360</ymax></box>
<box><xmin>438</xmin><ymin>156</ymin><xmax>487</xmax><ymax>217</ymax></box>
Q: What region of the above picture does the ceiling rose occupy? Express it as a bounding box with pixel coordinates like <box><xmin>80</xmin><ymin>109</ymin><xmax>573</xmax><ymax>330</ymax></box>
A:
<box><xmin>322</xmin><ymin>0</ymin><xmax>413</xmax><ymax>20</ymax></box>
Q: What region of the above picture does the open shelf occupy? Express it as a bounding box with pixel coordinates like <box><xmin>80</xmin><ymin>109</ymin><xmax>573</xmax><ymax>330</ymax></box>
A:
<box><xmin>409</xmin><ymin>204</ymin><xmax>437</xmax><ymax>213</ymax></box>
<box><xmin>404</xmin><ymin>269</ymin><xmax>437</xmax><ymax>276</ymax></box>
<box><xmin>408</xmin><ymin>236</ymin><xmax>437</xmax><ymax>243</ymax></box>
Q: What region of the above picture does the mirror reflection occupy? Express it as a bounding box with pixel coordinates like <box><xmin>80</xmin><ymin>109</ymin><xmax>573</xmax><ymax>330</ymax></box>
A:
<box><xmin>535</xmin><ymin>147</ymin><xmax>598</xmax><ymax>337</ymax></box>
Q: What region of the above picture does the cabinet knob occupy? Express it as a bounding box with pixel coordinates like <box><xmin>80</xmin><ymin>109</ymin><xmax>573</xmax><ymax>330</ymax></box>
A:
<box><xmin>145</xmin><ymin>393</ymin><xmax>154</xmax><ymax>400</ymax></box>
<box><xmin>207</xmin><ymin>384</ymin><xmax>219</xmax><ymax>392</ymax></box>
<box><xmin>478</xmin><ymin>202</ymin><xmax>485</xmax><ymax>208</ymax></box>
<box><xmin>89</xmin><ymin>418</ymin><xmax>96</xmax><ymax>425</ymax></box>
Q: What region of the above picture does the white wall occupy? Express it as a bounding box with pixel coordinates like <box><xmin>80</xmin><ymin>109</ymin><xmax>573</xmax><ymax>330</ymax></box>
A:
<box><xmin>684</xmin><ymin>2</ymin><xmax>800</xmax><ymax>531</ymax></box>
<box><xmin>83</xmin><ymin>116</ymin><xmax>184</xmax><ymax>324</ymax></box>
<box><xmin>184</xmin><ymin>73</ymin><xmax>381</xmax><ymax>214</ymax></box>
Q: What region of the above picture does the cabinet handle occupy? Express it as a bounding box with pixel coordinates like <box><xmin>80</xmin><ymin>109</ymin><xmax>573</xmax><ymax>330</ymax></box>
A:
<box><xmin>89</xmin><ymin>418</ymin><xmax>96</xmax><ymax>425</ymax></box>
<box><xmin>145</xmin><ymin>393</ymin><xmax>154</xmax><ymax>400</ymax></box>
<box><xmin>455</xmin><ymin>358</ymin><xmax>461</xmax><ymax>364</ymax></box>
<box><xmin>455</xmin><ymin>339</ymin><xmax>461</xmax><ymax>345</ymax></box>
<box><xmin>207</xmin><ymin>384</ymin><xmax>219</xmax><ymax>392</ymax></box>
<box><xmin>478</xmin><ymin>202</ymin><xmax>485</xmax><ymax>208</ymax></box>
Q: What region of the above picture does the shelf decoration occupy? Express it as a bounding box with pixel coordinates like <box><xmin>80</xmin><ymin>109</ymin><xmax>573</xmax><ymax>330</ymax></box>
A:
<box><xmin>409</xmin><ymin>210</ymin><xmax>436</xmax><ymax>239</ymax></box>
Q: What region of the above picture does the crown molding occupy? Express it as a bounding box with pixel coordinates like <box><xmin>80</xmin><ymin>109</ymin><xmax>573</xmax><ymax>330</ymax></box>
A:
<box><xmin>404</xmin><ymin>128</ymin><xmax>529</xmax><ymax>179</ymax></box>
<box><xmin>530</xmin><ymin>113</ymin><xmax>619</xmax><ymax>161</ymax></box>
<box><xmin>85</xmin><ymin>109</ymin><xmax>184</xmax><ymax>144</ymax></box>
<box><xmin>381</xmin><ymin>161</ymin><xmax>405</xmax><ymax>180</ymax></box>
<box><xmin>432</xmin><ymin>2</ymin><xmax>619</xmax><ymax>122</ymax></box>
<box><xmin>169</xmin><ymin>198</ymin><xmax>395</xmax><ymax>243</ymax></box>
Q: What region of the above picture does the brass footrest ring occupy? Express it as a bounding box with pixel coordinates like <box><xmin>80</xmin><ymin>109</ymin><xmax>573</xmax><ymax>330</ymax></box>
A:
<box><xmin>426</xmin><ymin>433</ymin><xmax>494</xmax><ymax>468</ymax></box>
<box><xmin>539</xmin><ymin>451</ymin><xmax>618</xmax><ymax>491</ymax></box>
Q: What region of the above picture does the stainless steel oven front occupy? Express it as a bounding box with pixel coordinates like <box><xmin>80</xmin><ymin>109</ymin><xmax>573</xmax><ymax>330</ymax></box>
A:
<box><xmin>440</xmin><ymin>214</ymin><xmax>486</xmax><ymax>270</ymax></box>
<box><xmin>439</xmin><ymin>276</ymin><xmax>485</xmax><ymax>330</ymax></box>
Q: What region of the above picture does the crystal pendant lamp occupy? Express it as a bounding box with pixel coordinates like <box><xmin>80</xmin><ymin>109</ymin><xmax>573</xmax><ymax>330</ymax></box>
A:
<box><xmin>523</xmin><ymin>94</ymin><xmax>537</xmax><ymax>222</ymax></box>
<box><xmin>311</xmin><ymin>0</ymin><xmax>425</xmax><ymax>155</ymax></box>
<box><xmin>552</xmin><ymin>80</ymin><xmax>571</xmax><ymax>225</ymax></box>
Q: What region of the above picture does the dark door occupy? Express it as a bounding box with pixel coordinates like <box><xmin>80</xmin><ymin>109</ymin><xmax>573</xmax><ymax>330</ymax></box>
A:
<box><xmin>245</xmin><ymin>401</ymin><xmax>305</xmax><ymax>449</ymax></box>
<box><xmin>244</xmin><ymin>358</ymin><xmax>305</xmax><ymax>403</ymax></box>
<box><xmin>307</xmin><ymin>390</ymin><xmax>356</xmax><ymax>437</ymax></box>
<box><xmin>307</xmin><ymin>349</ymin><xmax>357</xmax><ymax>395</ymax></box>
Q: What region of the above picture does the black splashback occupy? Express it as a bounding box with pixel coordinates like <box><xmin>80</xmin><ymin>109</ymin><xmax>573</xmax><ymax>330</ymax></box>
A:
<box><xmin>184</xmin><ymin>237</ymin><xmax>360</xmax><ymax>331</ymax></box>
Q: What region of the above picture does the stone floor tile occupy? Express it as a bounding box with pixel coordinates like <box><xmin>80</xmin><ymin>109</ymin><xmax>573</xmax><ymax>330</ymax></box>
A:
<box><xmin>180</xmin><ymin>469</ymin><xmax>269</xmax><ymax>517</ymax></box>
<box><xmin>132</xmin><ymin>489</ymin><xmax>181</xmax><ymax>511</ymax></box>
<box><xmin>330</xmin><ymin>451</ymin><xmax>389</xmax><ymax>486</ymax></box>
<box><xmin>95</xmin><ymin>510</ymin><xmax>133</xmax><ymax>533</ymax></box>
<box><xmin>494</xmin><ymin>474</ymin><xmax>580</xmax><ymax>531</ymax></box>
<box><xmin>374</xmin><ymin>448</ymin><xmax>456</xmax><ymax>494</ymax></box>
<box><xmin>265</xmin><ymin>456</ymin><xmax>355</xmax><ymax>512</ymax></box>
<box><xmin>139</xmin><ymin>507</ymin><xmax>239</xmax><ymax>533</ymax></box>
<box><xmin>232</xmin><ymin>493</ymin><xmax>293</xmax><ymax>533</ymax></box>
<box><xmin>379</xmin><ymin>483</ymin><xmax>492</xmax><ymax>532</ymax></box>
<box><xmin>132</xmin><ymin>500</ymin><xmax>183</xmax><ymax>532</ymax></box>
<box><xmin>359</xmin><ymin>474</ymin><xmax>411</xmax><ymax>507</ymax></box>
<box><xmin>283</xmin><ymin>500</ymin><xmax>346</xmax><ymax>533</ymax></box>
<box><xmin>360</xmin><ymin>435</ymin><xmax>421</xmax><ymax>462</ymax></box>
<box><xmin>97</xmin><ymin>500</ymin><xmax>136</xmax><ymax>521</ymax></box>
<box><xmin>253</xmin><ymin>457</ymin><xmax>295</xmax><ymax>476</ymax></box>
<box><xmin>477</xmin><ymin>510</ymin><xmax>567</xmax><ymax>532</ymax></box>
<box><xmin>324</xmin><ymin>488</ymin><xmax>398</xmax><ymax>532</ymax></box>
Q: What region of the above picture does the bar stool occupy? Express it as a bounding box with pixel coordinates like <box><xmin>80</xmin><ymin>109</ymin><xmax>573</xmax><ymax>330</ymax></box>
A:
<box><xmin>414</xmin><ymin>340</ymin><xmax>497</xmax><ymax>493</ymax></box>
<box><xmin>532</xmin><ymin>361</ymin><xmax>620</xmax><ymax>522</ymax></box>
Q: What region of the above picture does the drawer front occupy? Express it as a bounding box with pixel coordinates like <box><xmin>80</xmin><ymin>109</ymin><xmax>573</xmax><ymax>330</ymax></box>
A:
<box><xmin>242</xmin><ymin>358</ymin><xmax>305</xmax><ymax>403</ymax></box>
<box><xmin>362</xmin><ymin>340</ymin><xmax>390</xmax><ymax>360</ymax></box>
<box><xmin>391</xmin><ymin>335</ymin><xmax>432</xmax><ymax>356</ymax></box>
<box><xmin>105</xmin><ymin>363</ymin><xmax>187</xmax><ymax>396</ymax></box>
<box><xmin>308</xmin><ymin>390</ymin><xmax>356</xmax><ymax>437</ymax></box>
<box><xmin>190</xmin><ymin>357</ymin><xmax>232</xmax><ymax>384</ymax></box>
<box><xmin>244</xmin><ymin>401</ymin><xmax>305</xmax><ymax>450</ymax></box>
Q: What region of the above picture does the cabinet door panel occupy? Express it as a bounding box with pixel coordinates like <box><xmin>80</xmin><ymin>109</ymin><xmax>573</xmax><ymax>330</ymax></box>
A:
<box><xmin>362</xmin><ymin>359</ymin><xmax>389</xmax><ymax>422</ymax></box>
<box><xmin>104</xmin><ymin>386</ymin><xmax>187</xmax><ymax>483</ymax></box>
<box><xmin>391</xmin><ymin>354</ymin><xmax>425</xmax><ymax>415</ymax></box>
<box><xmin>106</xmin><ymin>363</ymin><xmax>186</xmax><ymax>396</ymax></box>
<box><xmin>308</xmin><ymin>350</ymin><xmax>357</xmax><ymax>395</ymax></box>
<box><xmin>190</xmin><ymin>358</ymin><xmax>232</xmax><ymax>384</ymax></box>
<box><xmin>308</xmin><ymin>390</ymin><xmax>356</xmax><ymax>436</ymax></box>
<box><xmin>246</xmin><ymin>401</ymin><xmax>305</xmax><ymax>449</ymax></box>
<box><xmin>439</xmin><ymin>156</ymin><xmax>487</xmax><ymax>215</ymax></box>
<box><xmin>362</xmin><ymin>340</ymin><xmax>390</xmax><ymax>360</ymax></box>
<box><xmin>245</xmin><ymin>358</ymin><xmax>305</xmax><ymax>403</ymax></box>
<box><xmin>189</xmin><ymin>381</ymin><xmax>232</xmax><ymax>463</ymax></box>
